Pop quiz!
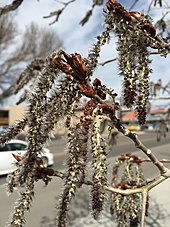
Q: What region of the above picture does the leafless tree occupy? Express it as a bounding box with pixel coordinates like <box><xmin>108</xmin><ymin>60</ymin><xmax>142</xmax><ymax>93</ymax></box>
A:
<box><xmin>0</xmin><ymin>13</ymin><xmax>62</xmax><ymax>102</ymax></box>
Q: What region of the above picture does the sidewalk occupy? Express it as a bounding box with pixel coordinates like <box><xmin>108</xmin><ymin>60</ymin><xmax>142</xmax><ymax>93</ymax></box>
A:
<box><xmin>0</xmin><ymin>143</ymin><xmax>170</xmax><ymax>227</ymax></box>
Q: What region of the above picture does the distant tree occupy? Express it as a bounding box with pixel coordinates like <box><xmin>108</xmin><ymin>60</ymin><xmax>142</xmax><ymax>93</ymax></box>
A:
<box><xmin>0</xmin><ymin>13</ymin><xmax>62</xmax><ymax>102</ymax></box>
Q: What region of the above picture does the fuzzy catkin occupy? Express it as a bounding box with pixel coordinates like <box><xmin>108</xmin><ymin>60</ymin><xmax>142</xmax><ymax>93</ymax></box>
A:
<box><xmin>57</xmin><ymin>117</ymin><xmax>90</xmax><ymax>227</ymax></box>
<box><xmin>90</xmin><ymin>107</ymin><xmax>107</xmax><ymax>219</ymax></box>
<box><xmin>105</xmin><ymin>1</ymin><xmax>154</xmax><ymax>124</ymax></box>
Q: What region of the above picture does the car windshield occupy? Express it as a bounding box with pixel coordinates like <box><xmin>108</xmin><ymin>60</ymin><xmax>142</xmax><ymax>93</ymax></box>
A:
<box><xmin>0</xmin><ymin>144</ymin><xmax>9</xmax><ymax>151</ymax></box>
<box><xmin>0</xmin><ymin>143</ymin><xmax>27</xmax><ymax>151</ymax></box>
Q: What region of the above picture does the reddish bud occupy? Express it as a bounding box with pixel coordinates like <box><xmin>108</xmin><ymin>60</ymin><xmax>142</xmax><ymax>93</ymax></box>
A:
<box><xmin>106</xmin><ymin>0</ymin><xmax>132</xmax><ymax>21</ymax></box>
<box><xmin>12</xmin><ymin>153</ymin><xmax>22</xmax><ymax>162</ymax></box>
<box><xmin>53</xmin><ymin>51</ymin><xmax>88</xmax><ymax>80</ymax></box>
<box><xmin>126</xmin><ymin>153</ymin><xmax>143</xmax><ymax>164</ymax></box>
<box><xmin>129</xmin><ymin>11</ymin><xmax>141</xmax><ymax>20</ymax></box>
<box><xmin>100</xmin><ymin>104</ymin><xmax>114</xmax><ymax>112</ymax></box>
<box><xmin>93</xmin><ymin>78</ymin><xmax>102</xmax><ymax>87</ymax></box>
<box><xmin>118</xmin><ymin>154</ymin><xmax>127</xmax><ymax>161</ymax></box>
<box><xmin>77</xmin><ymin>84</ymin><xmax>95</xmax><ymax>98</ymax></box>
<box><xmin>63</xmin><ymin>51</ymin><xmax>88</xmax><ymax>79</ymax></box>
<box><xmin>119</xmin><ymin>182</ymin><xmax>129</xmax><ymax>189</ymax></box>
<box><xmin>140</xmin><ymin>23</ymin><xmax>156</xmax><ymax>37</ymax></box>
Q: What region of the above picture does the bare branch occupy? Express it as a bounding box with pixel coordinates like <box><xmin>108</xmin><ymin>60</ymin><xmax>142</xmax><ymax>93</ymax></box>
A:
<box><xmin>99</xmin><ymin>58</ymin><xmax>117</xmax><ymax>66</ymax></box>
<box><xmin>43</xmin><ymin>0</ymin><xmax>76</xmax><ymax>25</ymax></box>
<box><xmin>80</xmin><ymin>0</ymin><xmax>104</xmax><ymax>26</ymax></box>
<box><xmin>0</xmin><ymin>0</ymin><xmax>23</xmax><ymax>16</ymax></box>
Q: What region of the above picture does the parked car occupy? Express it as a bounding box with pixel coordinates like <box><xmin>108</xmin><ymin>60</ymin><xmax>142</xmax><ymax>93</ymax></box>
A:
<box><xmin>0</xmin><ymin>139</ymin><xmax>54</xmax><ymax>176</ymax></box>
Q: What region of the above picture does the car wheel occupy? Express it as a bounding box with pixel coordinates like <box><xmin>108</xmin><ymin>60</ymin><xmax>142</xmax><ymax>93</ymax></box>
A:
<box><xmin>41</xmin><ymin>157</ymin><xmax>48</xmax><ymax>168</ymax></box>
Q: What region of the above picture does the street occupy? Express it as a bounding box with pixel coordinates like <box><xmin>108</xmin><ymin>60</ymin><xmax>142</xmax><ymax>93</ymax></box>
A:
<box><xmin>48</xmin><ymin>130</ymin><xmax>170</xmax><ymax>173</ymax></box>
<box><xmin>0</xmin><ymin>131</ymin><xmax>170</xmax><ymax>185</ymax></box>
<box><xmin>0</xmin><ymin>131</ymin><xmax>170</xmax><ymax>226</ymax></box>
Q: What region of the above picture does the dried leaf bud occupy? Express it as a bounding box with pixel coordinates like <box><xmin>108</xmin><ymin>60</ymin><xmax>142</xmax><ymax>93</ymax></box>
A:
<box><xmin>52</xmin><ymin>52</ymin><xmax>74</xmax><ymax>75</ymax></box>
<box><xmin>63</xmin><ymin>51</ymin><xmax>88</xmax><ymax>78</ymax></box>
<box><xmin>100</xmin><ymin>103</ymin><xmax>114</xmax><ymax>112</ymax></box>
<box><xmin>123</xmin><ymin>12</ymin><xmax>133</xmax><ymax>21</ymax></box>
<box><xmin>60</xmin><ymin>62</ymin><xmax>74</xmax><ymax>75</ymax></box>
<box><xmin>140</xmin><ymin>23</ymin><xmax>156</xmax><ymax>37</ymax></box>
<box><xmin>129</xmin><ymin>11</ymin><xmax>141</xmax><ymax>20</ymax></box>
<box><xmin>12</xmin><ymin>153</ymin><xmax>22</xmax><ymax>162</ymax></box>
<box><xmin>119</xmin><ymin>181</ymin><xmax>129</xmax><ymax>189</ymax></box>
<box><xmin>106</xmin><ymin>0</ymin><xmax>132</xmax><ymax>21</ymax></box>
<box><xmin>77</xmin><ymin>84</ymin><xmax>95</xmax><ymax>98</ymax></box>
<box><xmin>106</xmin><ymin>0</ymin><xmax>116</xmax><ymax>11</ymax></box>
<box><xmin>96</xmin><ymin>90</ymin><xmax>106</xmax><ymax>100</ymax></box>
<box><xmin>71</xmin><ymin>53</ymin><xmax>88</xmax><ymax>76</ymax></box>
<box><xmin>93</xmin><ymin>78</ymin><xmax>102</xmax><ymax>87</ymax></box>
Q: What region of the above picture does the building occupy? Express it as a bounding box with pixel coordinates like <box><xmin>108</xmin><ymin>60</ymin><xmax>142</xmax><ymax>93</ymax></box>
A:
<box><xmin>0</xmin><ymin>105</ymin><xmax>169</xmax><ymax>135</ymax></box>
<box><xmin>0</xmin><ymin>105</ymin><xmax>84</xmax><ymax>137</ymax></box>
<box><xmin>0</xmin><ymin>109</ymin><xmax>9</xmax><ymax>133</ymax></box>
<box><xmin>121</xmin><ymin>107</ymin><xmax>170</xmax><ymax>130</ymax></box>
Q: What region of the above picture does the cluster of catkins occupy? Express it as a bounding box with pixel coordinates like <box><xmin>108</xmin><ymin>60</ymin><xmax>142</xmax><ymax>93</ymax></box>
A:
<box><xmin>4</xmin><ymin>47</ymin><xmax>117</xmax><ymax>227</ymax></box>
<box><xmin>110</xmin><ymin>153</ymin><xmax>147</xmax><ymax>227</ymax></box>
<box><xmin>105</xmin><ymin>0</ymin><xmax>167</xmax><ymax>124</ymax></box>
<box><xmin>1</xmin><ymin>1</ymin><xmax>169</xmax><ymax>227</ymax></box>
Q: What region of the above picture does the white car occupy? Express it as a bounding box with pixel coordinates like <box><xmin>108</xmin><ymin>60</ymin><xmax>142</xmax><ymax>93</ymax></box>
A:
<box><xmin>0</xmin><ymin>139</ymin><xmax>54</xmax><ymax>176</ymax></box>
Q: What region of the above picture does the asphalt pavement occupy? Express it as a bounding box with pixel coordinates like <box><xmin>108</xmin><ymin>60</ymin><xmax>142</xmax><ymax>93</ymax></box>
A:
<box><xmin>0</xmin><ymin>135</ymin><xmax>170</xmax><ymax>227</ymax></box>
<box><xmin>47</xmin><ymin>131</ymin><xmax>170</xmax><ymax>171</ymax></box>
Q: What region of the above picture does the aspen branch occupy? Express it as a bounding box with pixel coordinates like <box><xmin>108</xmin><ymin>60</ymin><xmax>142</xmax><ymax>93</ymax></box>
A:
<box><xmin>78</xmin><ymin>76</ymin><xmax>169</xmax><ymax>175</ymax></box>
<box><xmin>43</xmin><ymin>0</ymin><xmax>76</xmax><ymax>25</ymax></box>
<box><xmin>38</xmin><ymin>165</ymin><xmax>170</xmax><ymax>193</ymax></box>
<box><xmin>110</xmin><ymin>115</ymin><xmax>169</xmax><ymax>175</ymax></box>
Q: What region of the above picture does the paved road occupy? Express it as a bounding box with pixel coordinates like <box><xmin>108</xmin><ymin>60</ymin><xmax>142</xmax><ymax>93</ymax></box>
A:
<box><xmin>0</xmin><ymin>131</ymin><xmax>170</xmax><ymax>185</ymax></box>
<box><xmin>48</xmin><ymin>130</ymin><xmax>170</xmax><ymax>170</ymax></box>
<box><xmin>0</xmin><ymin>132</ymin><xmax>170</xmax><ymax>227</ymax></box>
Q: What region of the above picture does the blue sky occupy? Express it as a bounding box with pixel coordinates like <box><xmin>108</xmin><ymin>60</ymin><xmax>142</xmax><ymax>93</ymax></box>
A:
<box><xmin>1</xmin><ymin>0</ymin><xmax>170</xmax><ymax>107</ymax></box>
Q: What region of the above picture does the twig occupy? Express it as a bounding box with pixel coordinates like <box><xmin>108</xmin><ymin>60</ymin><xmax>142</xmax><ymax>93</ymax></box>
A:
<box><xmin>141</xmin><ymin>190</ymin><xmax>148</xmax><ymax>227</ymax></box>
<box><xmin>99</xmin><ymin>58</ymin><xmax>117</xmax><ymax>66</ymax></box>
<box><xmin>129</xmin><ymin>0</ymin><xmax>140</xmax><ymax>11</ymax></box>
<box><xmin>147</xmin><ymin>0</ymin><xmax>155</xmax><ymax>13</ymax></box>
<box><xmin>0</xmin><ymin>0</ymin><xmax>23</xmax><ymax>16</ymax></box>
<box><xmin>45</xmin><ymin>167</ymin><xmax>170</xmax><ymax>194</ymax></box>
<box><xmin>43</xmin><ymin>0</ymin><xmax>76</xmax><ymax>25</ymax></box>
<box><xmin>106</xmin><ymin>171</ymin><xmax>170</xmax><ymax>195</ymax></box>
<box><xmin>80</xmin><ymin>1</ymin><xmax>104</xmax><ymax>26</ymax></box>
<box><xmin>143</xmin><ymin>158</ymin><xmax>170</xmax><ymax>163</ymax></box>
